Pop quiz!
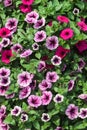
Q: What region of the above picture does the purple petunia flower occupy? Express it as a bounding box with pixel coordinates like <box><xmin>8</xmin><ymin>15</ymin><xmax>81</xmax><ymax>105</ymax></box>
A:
<box><xmin>34</xmin><ymin>30</ymin><xmax>46</xmax><ymax>42</ymax></box>
<box><xmin>55</xmin><ymin>126</ymin><xmax>64</xmax><ymax>130</ymax></box>
<box><xmin>11</xmin><ymin>43</ymin><xmax>23</xmax><ymax>53</ymax></box>
<box><xmin>34</xmin><ymin>18</ymin><xmax>45</xmax><ymax>29</ymax></box>
<box><xmin>5</xmin><ymin>93</ymin><xmax>15</xmax><ymax>99</ymax></box>
<box><xmin>65</xmin><ymin>104</ymin><xmax>78</xmax><ymax>120</ymax></box>
<box><xmin>0</xmin><ymin>105</ymin><xmax>6</xmax><ymax>117</ymax></box>
<box><xmin>73</xmin><ymin>8</ymin><xmax>79</xmax><ymax>15</ymax></box>
<box><xmin>29</xmin><ymin>80</ymin><xmax>36</xmax><ymax>90</ymax></box>
<box><xmin>27</xmin><ymin>95</ymin><xmax>42</xmax><ymax>108</ymax></box>
<box><xmin>46</xmin><ymin>36</ymin><xmax>59</xmax><ymax>50</ymax></box>
<box><xmin>1</xmin><ymin>38</ymin><xmax>10</xmax><ymax>48</ymax></box>
<box><xmin>0</xmin><ymin>86</ymin><xmax>9</xmax><ymax>96</ymax></box>
<box><xmin>20</xmin><ymin>113</ymin><xmax>28</xmax><ymax>122</ymax></box>
<box><xmin>4</xmin><ymin>0</ymin><xmax>12</xmax><ymax>7</ymax></box>
<box><xmin>0</xmin><ymin>67</ymin><xmax>10</xmax><ymax>78</ymax></box>
<box><xmin>37</xmin><ymin>61</ymin><xmax>46</xmax><ymax>72</ymax></box>
<box><xmin>41</xmin><ymin>113</ymin><xmax>50</xmax><ymax>122</ymax></box>
<box><xmin>20</xmin><ymin>49</ymin><xmax>32</xmax><ymax>58</ymax></box>
<box><xmin>53</xmin><ymin>94</ymin><xmax>64</xmax><ymax>103</ymax></box>
<box><xmin>25</xmin><ymin>11</ymin><xmax>39</xmax><ymax>24</ymax></box>
<box><xmin>78</xmin><ymin>94</ymin><xmax>87</xmax><ymax>101</ymax></box>
<box><xmin>0</xmin><ymin>123</ymin><xmax>10</xmax><ymax>130</ymax></box>
<box><xmin>78</xmin><ymin>59</ymin><xmax>85</xmax><ymax>71</ymax></box>
<box><xmin>51</xmin><ymin>55</ymin><xmax>61</xmax><ymax>66</ymax></box>
<box><xmin>0</xmin><ymin>77</ymin><xmax>10</xmax><ymax>86</ymax></box>
<box><xmin>32</xmin><ymin>43</ymin><xmax>39</xmax><ymax>50</ymax></box>
<box><xmin>46</xmin><ymin>71</ymin><xmax>59</xmax><ymax>83</ymax></box>
<box><xmin>11</xmin><ymin>106</ymin><xmax>21</xmax><ymax>116</ymax></box>
<box><xmin>19</xmin><ymin>87</ymin><xmax>31</xmax><ymax>100</ymax></box>
<box><xmin>68</xmin><ymin>80</ymin><xmax>75</xmax><ymax>91</ymax></box>
<box><xmin>41</xmin><ymin>91</ymin><xmax>52</xmax><ymax>105</ymax></box>
<box><xmin>39</xmin><ymin>79</ymin><xmax>52</xmax><ymax>91</ymax></box>
<box><xmin>17</xmin><ymin>71</ymin><xmax>34</xmax><ymax>87</ymax></box>
<box><xmin>5</xmin><ymin>18</ymin><xmax>18</xmax><ymax>34</ymax></box>
<box><xmin>79</xmin><ymin>108</ymin><xmax>87</xmax><ymax>119</ymax></box>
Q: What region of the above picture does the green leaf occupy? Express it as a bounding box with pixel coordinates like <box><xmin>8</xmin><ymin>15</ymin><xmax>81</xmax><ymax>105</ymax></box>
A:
<box><xmin>4</xmin><ymin>115</ymin><xmax>15</xmax><ymax>125</ymax></box>
<box><xmin>33</xmin><ymin>121</ymin><xmax>40</xmax><ymax>130</ymax></box>
<box><xmin>35</xmin><ymin>52</ymin><xmax>41</xmax><ymax>59</ymax></box>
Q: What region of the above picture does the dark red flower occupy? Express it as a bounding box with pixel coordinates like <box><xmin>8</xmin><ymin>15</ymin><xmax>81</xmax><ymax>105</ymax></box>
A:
<box><xmin>0</xmin><ymin>27</ymin><xmax>11</xmax><ymax>38</ymax></box>
<box><xmin>41</xmin><ymin>55</ymin><xmax>49</xmax><ymax>61</ymax></box>
<box><xmin>48</xmin><ymin>21</ymin><xmax>52</xmax><ymax>26</ymax></box>
<box><xmin>19</xmin><ymin>4</ymin><xmax>32</xmax><ymax>13</ymax></box>
<box><xmin>75</xmin><ymin>40</ymin><xmax>87</xmax><ymax>53</ymax></box>
<box><xmin>55</xmin><ymin>46</ymin><xmax>70</xmax><ymax>59</ymax></box>
<box><xmin>1</xmin><ymin>50</ymin><xmax>13</xmax><ymax>64</ymax></box>
<box><xmin>46</xmin><ymin>64</ymin><xmax>54</xmax><ymax>69</ymax></box>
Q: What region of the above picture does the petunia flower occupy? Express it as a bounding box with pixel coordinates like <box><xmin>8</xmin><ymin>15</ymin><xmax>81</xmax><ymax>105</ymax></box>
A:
<box><xmin>68</xmin><ymin>80</ymin><xmax>75</xmax><ymax>91</ymax></box>
<box><xmin>41</xmin><ymin>91</ymin><xmax>52</xmax><ymax>105</ymax></box>
<box><xmin>20</xmin><ymin>49</ymin><xmax>32</xmax><ymax>58</ymax></box>
<box><xmin>79</xmin><ymin>108</ymin><xmax>87</xmax><ymax>119</ymax></box>
<box><xmin>51</xmin><ymin>55</ymin><xmax>61</xmax><ymax>66</ymax></box>
<box><xmin>0</xmin><ymin>105</ymin><xmax>6</xmax><ymax>117</ymax></box>
<box><xmin>0</xmin><ymin>86</ymin><xmax>9</xmax><ymax>96</ymax></box>
<box><xmin>20</xmin><ymin>113</ymin><xmax>28</xmax><ymax>122</ymax></box>
<box><xmin>4</xmin><ymin>0</ymin><xmax>12</xmax><ymax>7</ymax></box>
<box><xmin>1</xmin><ymin>38</ymin><xmax>10</xmax><ymax>48</ymax></box>
<box><xmin>57</xmin><ymin>15</ymin><xmax>69</xmax><ymax>23</ymax></box>
<box><xmin>0</xmin><ymin>77</ymin><xmax>10</xmax><ymax>86</ymax></box>
<box><xmin>0</xmin><ymin>28</ymin><xmax>11</xmax><ymax>38</ymax></box>
<box><xmin>22</xmin><ymin>0</ymin><xmax>34</xmax><ymax>5</ymax></box>
<box><xmin>11</xmin><ymin>43</ymin><xmax>23</xmax><ymax>53</ymax></box>
<box><xmin>33</xmin><ymin>18</ymin><xmax>45</xmax><ymax>29</ymax></box>
<box><xmin>19</xmin><ymin>4</ymin><xmax>32</xmax><ymax>13</ymax></box>
<box><xmin>53</xmin><ymin>94</ymin><xmax>64</xmax><ymax>103</ymax></box>
<box><xmin>11</xmin><ymin>106</ymin><xmax>21</xmax><ymax>116</ymax></box>
<box><xmin>78</xmin><ymin>94</ymin><xmax>87</xmax><ymax>101</ymax></box>
<box><xmin>0</xmin><ymin>67</ymin><xmax>10</xmax><ymax>78</ymax></box>
<box><xmin>37</xmin><ymin>61</ymin><xmax>46</xmax><ymax>72</ymax></box>
<box><xmin>34</xmin><ymin>30</ymin><xmax>46</xmax><ymax>42</ymax></box>
<box><xmin>55</xmin><ymin>126</ymin><xmax>64</xmax><ymax>130</ymax></box>
<box><xmin>41</xmin><ymin>113</ymin><xmax>50</xmax><ymax>122</ymax></box>
<box><xmin>73</xmin><ymin>8</ymin><xmax>79</xmax><ymax>15</ymax></box>
<box><xmin>77</xmin><ymin>21</ymin><xmax>87</xmax><ymax>31</ymax></box>
<box><xmin>32</xmin><ymin>43</ymin><xmax>39</xmax><ymax>50</ymax></box>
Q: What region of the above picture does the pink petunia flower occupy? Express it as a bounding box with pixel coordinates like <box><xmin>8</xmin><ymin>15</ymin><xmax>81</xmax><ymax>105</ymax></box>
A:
<box><xmin>57</xmin><ymin>15</ymin><xmax>69</xmax><ymax>23</ymax></box>
<box><xmin>0</xmin><ymin>86</ymin><xmax>9</xmax><ymax>96</ymax></box>
<box><xmin>68</xmin><ymin>80</ymin><xmax>75</xmax><ymax>91</ymax></box>
<box><xmin>41</xmin><ymin>91</ymin><xmax>52</xmax><ymax>105</ymax></box>
<box><xmin>11</xmin><ymin>106</ymin><xmax>21</xmax><ymax>116</ymax></box>
<box><xmin>11</xmin><ymin>43</ymin><xmax>23</xmax><ymax>53</ymax></box>
<box><xmin>0</xmin><ymin>123</ymin><xmax>10</xmax><ymax>130</ymax></box>
<box><xmin>60</xmin><ymin>28</ymin><xmax>74</xmax><ymax>40</ymax></box>
<box><xmin>0</xmin><ymin>77</ymin><xmax>10</xmax><ymax>87</ymax></box>
<box><xmin>17</xmin><ymin>71</ymin><xmax>33</xmax><ymax>87</ymax></box>
<box><xmin>22</xmin><ymin>0</ymin><xmax>34</xmax><ymax>5</ymax></box>
<box><xmin>0</xmin><ymin>67</ymin><xmax>10</xmax><ymax>78</ymax></box>
<box><xmin>20</xmin><ymin>49</ymin><xmax>32</xmax><ymax>58</ymax></box>
<box><xmin>34</xmin><ymin>30</ymin><xmax>46</xmax><ymax>42</ymax></box>
<box><xmin>77</xmin><ymin>21</ymin><xmax>87</xmax><ymax>31</ymax></box>
<box><xmin>0</xmin><ymin>28</ymin><xmax>11</xmax><ymax>38</ymax></box>
<box><xmin>46</xmin><ymin>36</ymin><xmax>59</xmax><ymax>50</ymax></box>
<box><xmin>19</xmin><ymin>4</ymin><xmax>32</xmax><ymax>13</ymax></box>
<box><xmin>65</xmin><ymin>104</ymin><xmax>78</xmax><ymax>120</ymax></box>
<box><xmin>55</xmin><ymin>126</ymin><xmax>64</xmax><ymax>130</ymax></box>
<box><xmin>46</xmin><ymin>71</ymin><xmax>59</xmax><ymax>83</ymax></box>
<box><xmin>78</xmin><ymin>94</ymin><xmax>87</xmax><ymax>101</ymax></box>
<box><xmin>34</xmin><ymin>18</ymin><xmax>45</xmax><ymax>29</ymax></box>
<box><xmin>41</xmin><ymin>113</ymin><xmax>50</xmax><ymax>122</ymax></box>
<box><xmin>5</xmin><ymin>93</ymin><xmax>15</xmax><ymax>99</ymax></box>
<box><xmin>0</xmin><ymin>105</ymin><xmax>6</xmax><ymax>117</ymax></box>
<box><xmin>4</xmin><ymin>0</ymin><xmax>12</xmax><ymax>7</ymax></box>
<box><xmin>37</xmin><ymin>61</ymin><xmax>46</xmax><ymax>72</ymax></box>
<box><xmin>32</xmin><ymin>43</ymin><xmax>39</xmax><ymax>50</ymax></box>
<box><xmin>20</xmin><ymin>113</ymin><xmax>28</xmax><ymax>122</ymax></box>
<box><xmin>19</xmin><ymin>87</ymin><xmax>31</xmax><ymax>100</ymax></box>
<box><xmin>27</xmin><ymin>95</ymin><xmax>42</xmax><ymax>108</ymax></box>
<box><xmin>38</xmin><ymin>79</ymin><xmax>52</xmax><ymax>91</ymax></box>
<box><xmin>79</xmin><ymin>108</ymin><xmax>87</xmax><ymax>119</ymax></box>
<box><xmin>53</xmin><ymin>94</ymin><xmax>64</xmax><ymax>103</ymax></box>
<box><xmin>1</xmin><ymin>50</ymin><xmax>13</xmax><ymax>64</ymax></box>
<box><xmin>51</xmin><ymin>55</ymin><xmax>61</xmax><ymax>66</ymax></box>
<box><xmin>1</xmin><ymin>38</ymin><xmax>10</xmax><ymax>48</ymax></box>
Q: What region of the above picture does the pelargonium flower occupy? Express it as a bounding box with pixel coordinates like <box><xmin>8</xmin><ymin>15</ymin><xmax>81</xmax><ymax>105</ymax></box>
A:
<box><xmin>55</xmin><ymin>126</ymin><xmax>64</xmax><ymax>130</ymax></box>
<box><xmin>19</xmin><ymin>87</ymin><xmax>31</xmax><ymax>100</ymax></box>
<box><xmin>22</xmin><ymin>0</ymin><xmax>34</xmax><ymax>5</ymax></box>
<box><xmin>0</xmin><ymin>123</ymin><xmax>10</xmax><ymax>130</ymax></box>
<box><xmin>29</xmin><ymin>80</ymin><xmax>36</xmax><ymax>90</ymax></box>
<box><xmin>32</xmin><ymin>43</ymin><xmax>39</xmax><ymax>50</ymax></box>
<box><xmin>1</xmin><ymin>38</ymin><xmax>10</xmax><ymax>48</ymax></box>
<box><xmin>65</xmin><ymin>104</ymin><xmax>78</xmax><ymax>120</ymax></box>
<box><xmin>17</xmin><ymin>71</ymin><xmax>34</xmax><ymax>87</ymax></box>
<box><xmin>20</xmin><ymin>49</ymin><xmax>32</xmax><ymax>58</ymax></box>
<box><xmin>27</xmin><ymin>95</ymin><xmax>42</xmax><ymax>108</ymax></box>
<box><xmin>77</xmin><ymin>21</ymin><xmax>87</xmax><ymax>31</ymax></box>
<box><xmin>11</xmin><ymin>106</ymin><xmax>21</xmax><ymax>116</ymax></box>
<box><xmin>46</xmin><ymin>71</ymin><xmax>59</xmax><ymax>83</ymax></box>
<box><xmin>73</xmin><ymin>8</ymin><xmax>79</xmax><ymax>15</ymax></box>
<box><xmin>75</xmin><ymin>40</ymin><xmax>87</xmax><ymax>53</ymax></box>
<box><xmin>4</xmin><ymin>0</ymin><xmax>12</xmax><ymax>7</ymax></box>
<box><xmin>79</xmin><ymin>108</ymin><xmax>87</xmax><ymax>119</ymax></box>
<box><xmin>20</xmin><ymin>113</ymin><xmax>28</xmax><ymax>122</ymax></box>
<box><xmin>34</xmin><ymin>18</ymin><xmax>45</xmax><ymax>29</ymax></box>
<box><xmin>0</xmin><ymin>67</ymin><xmax>10</xmax><ymax>78</ymax></box>
<box><xmin>78</xmin><ymin>94</ymin><xmax>87</xmax><ymax>101</ymax></box>
<box><xmin>0</xmin><ymin>105</ymin><xmax>6</xmax><ymax>117</ymax></box>
<box><xmin>37</xmin><ymin>61</ymin><xmax>46</xmax><ymax>72</ymax></box>
<box><xmin>19</xmin><ymin>4</ymin><xmax>32</xmax><ymax>13</ymax></box>
<box><xmin>57</xmin><ymin>15</ymin><xmax>69</xmax><ymax>23</ymax></box>
<box><xmin>53</xmin><ymin>94</ymin><xmax>64</xmax><ymax>103</ymax></box>
<box><xmin>60</xmin><ymin>28</ymin><xmax>74</xmax><ymax>40</ymax></box>
<box><xmin>25</xmin><ymin>11</ymin><xmax>39</xmax><ymax>24</ymax></box>
<box><xmin>11</xmin><ymin>43</ymin><xmax>23</xmax><ymax>53</ymax></box>
<box><xmin>0</xmin><ymin>86</ymin><xmax>9</xmax><ymax>96</ymax></box>
<box><xmin>38</xmin><ymin>79</ymin><xmax>52</xmax><ymax>91</ymax></box>
<box><xmin>51</xmin><ymin>55</ymin><xmax>61</xmax><ymax>66</ymax></box>
<box><xmin>1</xmin><ymin>50</ymin><xmax>13</xmax><ymax>64</ymax></box>
<box><xmin>41</xmin><ymin>91</ymin><xmax>52</xmax><ymax>105</ymax></box>
<box><xmin>5</xmin><ymin>18</ymin><xmax>18</xmax><ymax>31</ymax></box>
<box><xmin>55</xmin><ymin>46</ymin><xmax>70</xmax><ymax>59</ymax></box>
<box><xmin>34</xmin><ymin>30</ymin><xmax>46</xmax><ymax>42</ymax></box>
<box><xmin>0</xmin><ymin>77</ymin><xmax>10</xmax><ymax>86</ymax></box>
<box><xmin>5</xmin><ymin>93</ymin><xmax>15</xmax><ymax>99</ymax></box>
<box><xmin>41</xmin><ymin>113</ymin><xmax>50</xmax><ymax>122</ymax></box>
<box><xmin>68</xmin><ymin>80</ymin><xmax>75</xmax><ymax>91</ymax></box>
<box><xmin>46</xmin><ymin>36</ymin><xmax>59</xmax><ymax>50</ymax></box>
<box><xmin>0</xmin><ymin>28</ymin><xmax>11</xmax><ymax>38</ymax></box>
